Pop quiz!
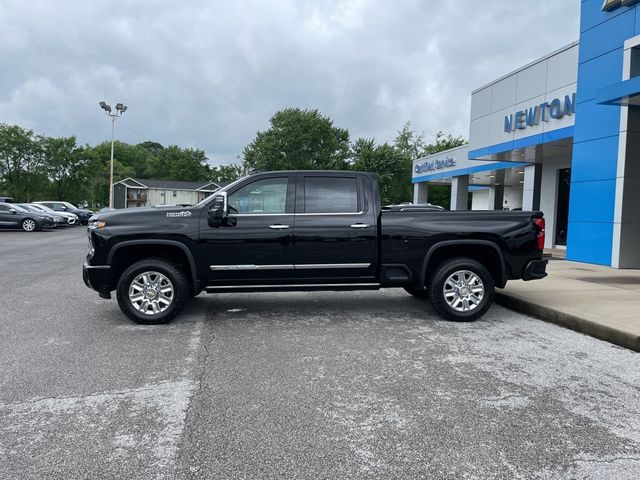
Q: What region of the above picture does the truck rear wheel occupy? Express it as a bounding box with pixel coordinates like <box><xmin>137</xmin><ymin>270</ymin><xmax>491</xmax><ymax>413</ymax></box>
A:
<box><xmin>427</xmin><ymin>257</ymin><xmax>494</xmax><ymax>322</ymax></box>
<box><xmin>116</xmin><ymin>258</ymin><xmax>189</xmax><ymax>325</ymax></box>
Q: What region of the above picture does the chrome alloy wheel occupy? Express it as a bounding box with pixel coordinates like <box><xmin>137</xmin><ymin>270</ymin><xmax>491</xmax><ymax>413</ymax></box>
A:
<box><xmin>443</xmin><ymin>270</ymin><xmax>485</xmax><ymax>312</ymax></box>
<box><xmin>22</xmin><ymin>219</ymin><xmax>36</xmax><ymax>231</ymax></box>
<box><xmin>128</xmin><ymin>271</ymin><xmax>174</xmax><ymax>315</ymax></box>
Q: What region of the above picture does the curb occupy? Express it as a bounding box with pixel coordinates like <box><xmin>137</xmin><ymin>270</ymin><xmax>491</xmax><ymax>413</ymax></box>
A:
<box><xmin>495</xmin><ymin>292</ymin><xmax>640</xmax><ymax>352</ymax></box>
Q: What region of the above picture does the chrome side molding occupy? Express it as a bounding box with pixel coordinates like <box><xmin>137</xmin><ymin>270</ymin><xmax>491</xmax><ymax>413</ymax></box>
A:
<box><xmin>210</xmin><ymin>263</ymin><xmax>371</xmax><ymax>271</ymax></box>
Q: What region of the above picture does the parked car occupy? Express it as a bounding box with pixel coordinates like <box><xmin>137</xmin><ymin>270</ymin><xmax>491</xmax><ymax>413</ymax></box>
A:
<box><xmin>84</xmin><ymin>170</ymin><xmax>547</xmax><ymax>325</ymax></box>
<box><xmin>0</xmin><ymin>196</ymin><xmax>15</xmax><ymax>203</ymax></box>
<box><xmin>28</xmin><ymin>203</ymin><xmax>79</xmax><ymax>225</ymax></box>
<box><xmin>17</xmin><ymin>204</ymin><xmax>65</xmax><ymax>227</ymax></box>
<box><xmin>35</xmin><ymin>201</ymin><xmax>93</xmax><ymax>225</ymax></box>
<box><xmin>0</xmin><ymin>203</ymin><xmax>55</xmax><ymax>231</ymax></box>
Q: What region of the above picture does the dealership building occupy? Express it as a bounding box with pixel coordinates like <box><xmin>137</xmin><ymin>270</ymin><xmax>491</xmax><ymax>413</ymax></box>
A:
<box><xmin>413</xmin><ymin>0</ymin><xmax>640</xmax><ymax>268</ymax></box>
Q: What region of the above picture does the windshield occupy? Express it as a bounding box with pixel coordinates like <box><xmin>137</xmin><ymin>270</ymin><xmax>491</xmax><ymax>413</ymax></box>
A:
<box><xmin>11</xmin><ymin>204</ymin><xmax>28</xmax><ymax>213</ymax></box>
<box><xmin>17</xmin><ymin>204</ymin><xmax>38</xmax><ymax>212</ymax></box>
<box><xmin>35</xmin><ymin>204</ymin><xmax>54</xmax><ymax>212</ymax></box>
<box><xmin>62</xmin><ymin>202</ymin><xmax>78</xmax><ymax>209</ymax></box>
<box><xmin>194</xmin><ymin>176</ymin><xmax>247</xmax><ymax>208</ymax></box>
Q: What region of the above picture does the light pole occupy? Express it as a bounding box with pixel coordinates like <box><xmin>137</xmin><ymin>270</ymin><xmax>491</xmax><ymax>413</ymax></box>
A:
<box><xmin>99</xmin><ymin>101</ymin><xmax>127</xmax><ymax>208</ymax></box>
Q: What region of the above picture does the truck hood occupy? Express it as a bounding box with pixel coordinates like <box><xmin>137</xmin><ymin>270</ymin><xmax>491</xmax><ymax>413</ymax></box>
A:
<box><xmin>93</xmin><ymin>206</ymin><xmax>200</xmax><ymax>225</ymax></box>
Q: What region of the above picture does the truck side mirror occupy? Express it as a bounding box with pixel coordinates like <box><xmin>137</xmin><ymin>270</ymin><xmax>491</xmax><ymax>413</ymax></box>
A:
<box><xmin>208</xmin><ymin>193</ymin><xmax>228</xmax><ymax>227</ymax></box>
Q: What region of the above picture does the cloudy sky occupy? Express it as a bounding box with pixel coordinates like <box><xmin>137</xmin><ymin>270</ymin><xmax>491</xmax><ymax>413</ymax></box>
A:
<box><xmin>0</xmin><ymin>0</ymin><xmax>579</xmax><ymax>165</ymax></box>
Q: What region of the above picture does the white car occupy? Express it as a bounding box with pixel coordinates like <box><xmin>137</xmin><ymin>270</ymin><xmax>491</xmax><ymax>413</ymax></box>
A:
<box><xmin>28</xmin><ymin>203</ymin><xmax>79</xmax><ymax>225</ymax></box>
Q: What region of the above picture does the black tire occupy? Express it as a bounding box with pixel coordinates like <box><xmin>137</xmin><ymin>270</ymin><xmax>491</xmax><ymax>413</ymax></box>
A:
<box><xmin>116</xmin><ymin>258</ymin><xmax>189</xmax><ymax>325</ymax></box>
<box><xmin>427</xmin><ymin>257</ymin><xmax>494</xmax><ymax>322</ymax></box>
<box><xmin>403</xmin><ymin>286</ymin><xmax>429</xmax><ymax>299</ymax></box>
<box><xmin>21</xmin><ymin>218</ymin><xmax>37</xmax><ymax>232</ymax></box>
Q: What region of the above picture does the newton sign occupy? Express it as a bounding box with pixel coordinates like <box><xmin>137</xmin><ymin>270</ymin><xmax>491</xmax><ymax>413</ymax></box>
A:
<box><xmin>504</xmin><ymin>93</ymin><xmax>575</xmax><ymax>133</ymax></box>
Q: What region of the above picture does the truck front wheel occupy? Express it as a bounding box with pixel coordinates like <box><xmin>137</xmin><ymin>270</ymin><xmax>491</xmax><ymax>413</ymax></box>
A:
<box><xmin>427</xmin><ymin>257</ymin><xmax>494</xmax><ymax>322</ymax></box>
<box><xmin>116</xmin><ymin>258</ymin><xmax>189</xmax><ymax>325</ymax></box>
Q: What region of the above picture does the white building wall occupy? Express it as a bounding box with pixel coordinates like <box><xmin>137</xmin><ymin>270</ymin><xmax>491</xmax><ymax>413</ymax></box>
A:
<box><xmin>148</xmin><ymin>189</ymin><xmax>200</xmax><ymax>206</ymax></box>
<box><xmin>471</xmin><ymin>190</ymin><xmax>490</xmax><ymax>210</ymax></box>
<box><xmin>469</xmin><ymin>42</ymin><xmax>578</xmax><ymax>155</ymax></box>
<box><xmin>503</xmin><ymin>186</ymin><xmax>523</xmax><ymax>210</ymax></box>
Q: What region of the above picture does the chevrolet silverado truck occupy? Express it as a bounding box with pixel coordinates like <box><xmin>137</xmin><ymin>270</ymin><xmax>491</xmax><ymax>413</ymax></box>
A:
<box><xmin>83</xmin><ymin>170</ymin><xmax>548</xmax><ymax>324</ymax></box>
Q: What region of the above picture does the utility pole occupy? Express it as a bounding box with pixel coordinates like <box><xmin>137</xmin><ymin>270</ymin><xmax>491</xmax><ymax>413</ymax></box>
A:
<box><xmin>99</xmin><ymin>101</ymin><xmax>128</xmax><ymax>208</ymax></box>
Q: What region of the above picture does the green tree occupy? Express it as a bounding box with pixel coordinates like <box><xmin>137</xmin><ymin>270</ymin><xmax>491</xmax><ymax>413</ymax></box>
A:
<box><xmin>394</xmin><ymin>122</ymin><xmax>466</xmax><ymax>209</ymax></box>
<box><xmin>147</xmin><ymin>146</ymin><xmax>210</xmax><ymax>182</ymax></box>
<box><xmin>0</xmin><ymin>124</ymin><xmax>45</xmax><ymax>201</ymax></box>
<box><xmin>211</xmin><ymin>164</ymin><xmax>246</xmax><ymax>183</ymax></box>
<box><xmin>43</xmin><ymin>136</ymin><xmax>89</xmax><ymax>201</ymax></box>
<box><xmin>82</xmin><ymin>142</ymin><xmax>136</xmax><ymax>208</ymax></box>
<box><xmin>350</xmin><ymin>138</ymin><xmax>412</xmax><ymax>205</ymax></box>
<box><xmin>394</xmin><ymin>121</ymin><xmax>466</xmax><ymax>160</ymax></box>
<box><xmin>243</xmin><ymin>108</ymin><xmax>350</xmax><ymax>172</ymax></box>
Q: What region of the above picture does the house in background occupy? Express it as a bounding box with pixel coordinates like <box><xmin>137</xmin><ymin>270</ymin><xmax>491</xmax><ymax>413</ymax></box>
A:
<box><xmin>112</xmin><ymin>178</ymin><xmax>228</xmax><ymax>209</ymax></box>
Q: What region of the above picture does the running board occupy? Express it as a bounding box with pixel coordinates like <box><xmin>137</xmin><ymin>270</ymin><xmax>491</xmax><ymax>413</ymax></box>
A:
<box><xmin>205</xmin><ymin>283</ymin><xmax>380</xmax><ymax>294</ymax></box>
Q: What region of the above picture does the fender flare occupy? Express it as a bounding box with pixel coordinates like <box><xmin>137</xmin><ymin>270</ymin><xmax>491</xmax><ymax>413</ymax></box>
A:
<box><xmin>107</xmin><ymin>239</ymin><xmax>199</xmax><ymax>289</ymax></box>
<box><xmin>419</xmin><ymin>240</ymin><xmax>508</xmax><ymax>289</ymax></box>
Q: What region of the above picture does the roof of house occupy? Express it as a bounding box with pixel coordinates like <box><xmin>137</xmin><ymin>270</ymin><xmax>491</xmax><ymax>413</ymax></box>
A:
<box><xmin>114</xmin><ymin>177</ymin><xmax>231</xmax><ymax>191</ymax></box>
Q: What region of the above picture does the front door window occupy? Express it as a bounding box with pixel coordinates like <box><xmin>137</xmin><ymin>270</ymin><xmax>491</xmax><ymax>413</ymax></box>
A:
<box><xmin>228</xmin><ymin>177</ymin><xmax>288</xmax><ymax>214</ymax></box>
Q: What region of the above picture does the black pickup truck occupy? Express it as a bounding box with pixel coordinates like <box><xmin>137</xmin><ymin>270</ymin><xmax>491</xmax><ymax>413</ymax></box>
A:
<box><xmin>83</xmin><ymin>170</ymin><xmax>547</xmax><ymax>324</ymax></box>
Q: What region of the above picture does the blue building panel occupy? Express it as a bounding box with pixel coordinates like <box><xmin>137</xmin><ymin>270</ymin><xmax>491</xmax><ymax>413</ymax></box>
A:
<box><xmin>573</xmin><ymin>99</ymin><xmax>622</xmax><ymax>142</ymax></box>
<box><xmin>578</xmin><ymin>9</ymin><xmax>635</xmax><ymax>63</ymax></box>
<box><xmin>575</xmin><ymin>49</ymin><xmax>624</xmax><ymax>103</ymax></box>
<box><xmin>580</xmin><ymin>0</ymin><xmax>629</xmax><ymax>32</ymax></box>
<box><xmin>566</xmin><ymin>1</ymin><xmax>639</xmax><ymax>265</ymax></box>
<box><xmin>468</xmin><ymin>127</ymin><xmax>574</xmax><ymax>160</ymax></box>
<box><xmin>571</xmin><ymin>136</ymin><xmax>619</xmax><ymax>183</ymax></box>
<box><xmin>596</xmin><ymin>75</ymin><xmax>640</xmax><ymax>104</ymax></box>
<box><xmin>568</xmin><ymin>179</ymin><xmax>616</xmax><ymax>223</ymax></box>
<box><xmin>566</xmin><ymin>221</ymin><xmax>613</xmax><ymax>265</ymax></box>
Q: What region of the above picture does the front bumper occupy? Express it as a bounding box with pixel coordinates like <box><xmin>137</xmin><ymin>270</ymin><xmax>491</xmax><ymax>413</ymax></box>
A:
<box><xmin>39</xmin><ymin>219</ymin><xmax>55</xmax><ymax>228</ymax></box>
<box><xmin>83</xmin><ymin>262</ymin><xmax>112</xmax><ymax>294</ymax></box>
<box><xmin>522</xmin><ymin>259</ymin><xmax>548</xmax><ymax>281</ymax></box>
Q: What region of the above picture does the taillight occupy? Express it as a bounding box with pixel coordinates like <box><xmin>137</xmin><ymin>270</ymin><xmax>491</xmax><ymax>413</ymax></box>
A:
<box><xmin>533</xmin><ymin>217</ymin><xmax>545</xmax><ymax>250</ymax></box>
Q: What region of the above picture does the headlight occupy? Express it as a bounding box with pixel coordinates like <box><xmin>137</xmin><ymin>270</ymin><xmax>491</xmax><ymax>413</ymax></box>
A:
<box><xmin>88</xmin><ymin>219</ymin><xmax>106</xmax><ymax>229</ymax></box>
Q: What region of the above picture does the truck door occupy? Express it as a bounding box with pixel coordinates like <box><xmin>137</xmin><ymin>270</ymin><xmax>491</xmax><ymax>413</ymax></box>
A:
<box><xmin>292</xmin><ymin>174</ymin><xmax>377</xmax><ymax>284</ymax></box>
<box><xmin>199</xmin><ymin>174</ymin><xmax>296</xmax><ymax>285</ymax></box>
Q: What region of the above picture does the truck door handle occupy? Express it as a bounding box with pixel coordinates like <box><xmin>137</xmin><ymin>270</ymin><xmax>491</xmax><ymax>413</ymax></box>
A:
<box><xmin>269</xmin><ymin>224</ymin><xmax>290</xmax><ymax>229</ymax></box>
<box><xmin>350</xmin><ymin>223</ymin><xmax>370</xmax><ymax>229</ymax></box>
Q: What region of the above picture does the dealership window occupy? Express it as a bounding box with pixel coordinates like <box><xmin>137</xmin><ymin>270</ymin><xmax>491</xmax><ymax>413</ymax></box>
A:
<box><xmin>304</xmin><ymin>177</ymin><xmax>359</xmax><ymax>213</ymax></box>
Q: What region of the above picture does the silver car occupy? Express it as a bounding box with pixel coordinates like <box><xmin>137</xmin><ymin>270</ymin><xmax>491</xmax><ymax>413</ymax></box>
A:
<box><xmin>28</xmin><ymin>203</ymin><xmax>79</xmax><ymax>225</ymax></box>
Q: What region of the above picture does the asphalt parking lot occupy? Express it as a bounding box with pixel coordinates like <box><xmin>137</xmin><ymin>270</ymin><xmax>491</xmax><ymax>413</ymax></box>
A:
<box><xmin>1</xmin><ymin>227</ymin><xmax>639</xmax><ymax>479</ymax></box>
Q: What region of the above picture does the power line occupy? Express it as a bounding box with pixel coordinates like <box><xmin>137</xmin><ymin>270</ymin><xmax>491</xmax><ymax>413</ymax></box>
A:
<box><xmin>117</xmin><ymin>121</ymin><xmax>149</xmax><ymax>140</ymax></box>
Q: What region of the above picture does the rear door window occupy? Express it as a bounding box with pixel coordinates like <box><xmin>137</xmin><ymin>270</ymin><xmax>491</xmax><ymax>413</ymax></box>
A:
<box><xmin>303</xmin><ymin>177</ymin><xmax>359</xmax><ymax>214</ymax></box>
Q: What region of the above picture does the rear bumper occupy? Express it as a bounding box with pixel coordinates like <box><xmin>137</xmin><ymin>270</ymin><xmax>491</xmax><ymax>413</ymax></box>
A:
<box><xmin>83</xmin><ymin>262</ymin><xmax>112</xmax><ymax>294</ymax></box>
<box><xmin>522</xmin><ymin>259</ymin><xmax>548</xmax><ymax>281</ymax></box>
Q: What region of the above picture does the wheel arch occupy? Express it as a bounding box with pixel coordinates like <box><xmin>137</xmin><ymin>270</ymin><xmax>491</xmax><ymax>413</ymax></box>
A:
<box><xmin>107</xmin><ymin>240</ymin><xmax>199</xmax><ymax>292</ymax></box>
<box><xmin>419</xmin><ymin>240</ymin><xmax>507</xmax><ymax>289</ymax></box>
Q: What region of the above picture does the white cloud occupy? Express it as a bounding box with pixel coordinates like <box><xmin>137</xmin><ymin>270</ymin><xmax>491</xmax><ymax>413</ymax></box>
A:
<box><xmin>0</xmin><ymin>0</ymin><xmax>578</xmax><ymax>164</ymax></box>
